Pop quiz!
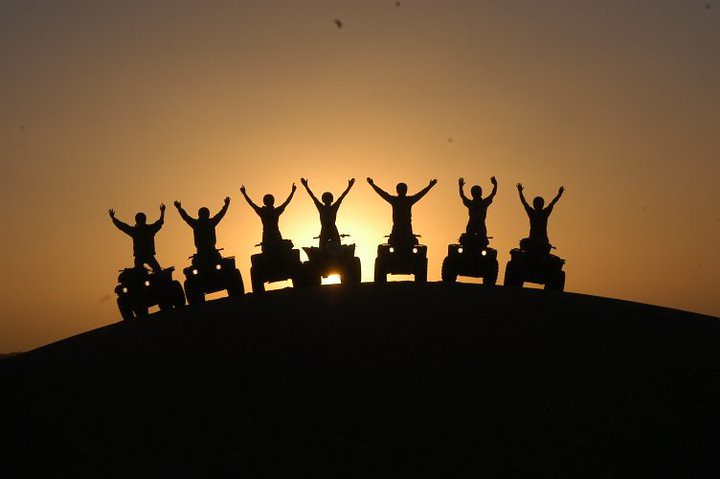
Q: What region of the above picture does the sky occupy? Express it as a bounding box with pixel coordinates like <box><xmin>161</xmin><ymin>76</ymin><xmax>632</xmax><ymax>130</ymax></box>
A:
<box><xmin>1</xmin><ymin>0</ymin><xmax>718</xmax><ymax>351</ymax></box>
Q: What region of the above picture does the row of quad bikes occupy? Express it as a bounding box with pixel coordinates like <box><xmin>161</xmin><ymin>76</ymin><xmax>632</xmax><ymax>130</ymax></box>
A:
<box><xmin>114</xmin><ymin>234</ymin><xmax>565</xmax><ymax>320</ymax></box>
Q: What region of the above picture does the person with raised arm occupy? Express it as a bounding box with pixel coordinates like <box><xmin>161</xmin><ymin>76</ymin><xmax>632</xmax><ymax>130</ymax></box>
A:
<box><xmin>109</xmin><ymin>204</ymin><xmax>166</xmax><ymax>272</ymax></box>
<box><xmin>516</xmin><ymin>183</ymin><xmax>565</xmax><ymax>253</ymax></box>
<box><xmin>459</xmin><ymin>176</ymin><xmax>497</xmax><ymax>246</ymax></box>
<box><xmin>367</xmin><ymin>178</ymin><xmax>437</xmax><ymax>245</ymax></box>
<box><xmin>300</xmin><ymin>177</ymin><xmax>355</xmax><ymax>246</ymax></box>
<box><xmin>240</xmin><ymin>183</ymin><xmax>296</xmax><ymax>251</ymax></box>
<box><xmin>174</xmin><ymin>197</ymin><xmax>230</xmax><ymax>260</ymax></box>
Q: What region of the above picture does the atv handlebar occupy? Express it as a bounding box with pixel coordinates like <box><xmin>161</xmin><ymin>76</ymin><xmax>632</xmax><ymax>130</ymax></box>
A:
<box><xmin>313</xmin><ymin>234</ymin><xmax>350</xmax><ymax>239</ymax></box>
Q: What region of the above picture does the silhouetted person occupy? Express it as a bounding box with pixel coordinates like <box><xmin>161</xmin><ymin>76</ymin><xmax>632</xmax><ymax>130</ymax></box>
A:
<box><xmin>367</xmin><ymin>178</ymin><xmax>437</xmax><ymax>245</ymax></box>
<box><xmin>516</xmin><ymin>183</ymin><xmax>565</xmax><ymax>253</ymax></box>
<box><xmin>174</xmin><ymin>197</ymin><xmax>230</xmax><ymax>260</ymax></box>
<box><xmin>300</xmin><ymin>177</ymin><xmax>355</xmax><ymax>246</ymax></box>
<box><xmin>240</xmin><ymin>183</ymin><xmax>296</xmax><ymax>251</ymax></box>
<box><xmin>109</xmin><ymin>204</ymin><xmax>166</xmax><ymax>272</ymax></box>
<box><xmin>459</xmin><ymin>176</ymin><xmax>497</xmax><ymax>245</ymax></box>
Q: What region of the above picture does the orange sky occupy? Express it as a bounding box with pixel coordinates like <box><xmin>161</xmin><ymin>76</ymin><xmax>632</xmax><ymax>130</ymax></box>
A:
<box><xmin>1</xmin><ymin>1</ymin><xmax>719</xmax><ymax>351</ymax></box>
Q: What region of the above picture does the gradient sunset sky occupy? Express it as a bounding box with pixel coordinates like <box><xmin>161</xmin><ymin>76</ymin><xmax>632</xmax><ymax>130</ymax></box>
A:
<box><xmin>1</xmin><ymin>0</ymin><xmax>718</xmax><ymax>351</ymax></box>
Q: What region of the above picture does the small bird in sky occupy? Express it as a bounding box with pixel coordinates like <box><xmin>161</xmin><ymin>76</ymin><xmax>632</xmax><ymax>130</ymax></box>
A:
<box><xmin>334</xmin><ymin>19</ymin><xmax>343</xmax><ymax>28</ymax></box>
<box><xmin>395</xmin><ymin>1</ymin><xmax>401</xmax><ymax>6</ymax></box>
<box><xmin>706</xmin><ymin>3</ymin><xmax>712</xmax><ymax>9</ymax></box>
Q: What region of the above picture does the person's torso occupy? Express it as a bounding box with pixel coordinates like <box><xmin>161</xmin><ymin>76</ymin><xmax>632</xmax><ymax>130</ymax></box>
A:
<box><xmin>193</xmin><ymin>220</ymin><xmax>217</xmax><ymax>251</ymax></box>
<box><xmin>260</xmin><ymin>207</ymin><xmax>282</xmax><ymax>239</ymax></box>
<box><xmin>468</xmin><ymin>199</ymin><xmax>488</xmax><ymax>224</ymax></box>
<box><xmin>131</xmin><ymin>225</ymin><xmax>156</xmax><ymax>255</ymax></box>
<box><xmin>319</xmin><ymin>205</ymin><xmax>338</xmax><ymax>229</ymax></box>
<box><xmin>391</xmin><ymin>197</ymin><xmax>412</xmax><ymax>226</ymax></box>
<box><xmin>529</xmin><ymin>209</ymin><xmax>550</xmax><ymax>238</ymax></box>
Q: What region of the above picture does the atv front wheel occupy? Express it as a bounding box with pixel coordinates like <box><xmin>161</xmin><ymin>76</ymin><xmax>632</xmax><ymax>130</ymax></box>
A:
<box><xmin>484</xmin><ymin>261</ymin><xmax>499</xmax><ymax>286</ymax></box>
<box><xmin>117</xmin><ymin>297</ymin><xmax>134</xmax><ymax>320</ymax></box>
<box><xmin>374</xmin><ymin>258</ymin><xmax>386</xmax><ymax>284</ymax></box>
<box><xmin>415</xmin><ymin>258</ymin><xmax>428</xmax><ymax>284</ymax></box>
<box><xmin>227</xmin><ymin>269</ymin><xmax>245</xmax><ymax>297</ymax></box>
<box><xmin>344</xmin><ymin>257</ymin><xmax>362</xmax><ymax>285</ymax></box>
<box><xmin>545</xmin><ymin>270</ymin><xmax>566</xmax><ymax>292</ymax></box>
<box><xmin>441</xmin><ymin>257</ymin><xmax>457</xmax><ymax>283</ymax></box>
<box><xmin>503</xmin><ymin>261</ymin><xmax>523</xmax><ymax>288</ymax></box>
<box><xmin>250</xmin><ymin>266</ymin><xmax>265</xmax><ymax>293</ymax></box>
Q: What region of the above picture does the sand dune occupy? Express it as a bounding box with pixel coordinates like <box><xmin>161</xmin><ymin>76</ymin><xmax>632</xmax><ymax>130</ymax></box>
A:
<box><xmin>2</xmin><ymin>283</ymin><xmax>719</xmax><ymax>477</ymax></box>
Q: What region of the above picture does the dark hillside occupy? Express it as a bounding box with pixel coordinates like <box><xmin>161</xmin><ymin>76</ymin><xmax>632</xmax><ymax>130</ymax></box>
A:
<box><xmin>1</xmin><ymin>284</ymin><xmax>719</xmax><ymax>477</ymax></box>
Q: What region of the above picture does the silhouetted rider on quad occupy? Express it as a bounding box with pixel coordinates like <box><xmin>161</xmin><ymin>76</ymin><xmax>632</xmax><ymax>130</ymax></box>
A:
<box><xmin>240</xmin><ymin>183</ymin><xmax>296</xmax><ymax>251</ymax></box>
<box><xmin>174</xmin><ymin>197</ymin><xmax>231</xmax><ymax>260</ymax></box>
<box><xmin>109</xmin><ymin>204</ymin><xmax>166</xmax><ymax>272</ymax></box>
<box><xmin>516</xmin><ymin>183</ymin><xmax>565</xmax><ymax>254</ymax></box>
<box><xmin>459</xmin><ymin>176</ymin><xmax>497</xmax><ymax>246</ymax></box>
<box><xmin>367</xmin><ymin>177</ymin><xmax>437</xmax><ymax>246</ymax></box>
<box><xmin>300</xmin><ymin>177</ymin><xmax>355</xmax><ymax>246</ymax></box>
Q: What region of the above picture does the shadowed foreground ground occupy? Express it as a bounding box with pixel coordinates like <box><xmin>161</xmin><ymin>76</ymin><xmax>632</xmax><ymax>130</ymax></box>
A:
<box><xmin>1</xmin><ymin>283</ymin><xmax>719</xmax><ymax>477</ymax></box>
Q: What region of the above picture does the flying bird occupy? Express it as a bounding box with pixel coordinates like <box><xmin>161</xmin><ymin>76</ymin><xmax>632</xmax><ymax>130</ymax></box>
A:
<box><xmin>334</xmin><ymin>18</ymin><xmax>343</xmax><ymax>28</ymax></box>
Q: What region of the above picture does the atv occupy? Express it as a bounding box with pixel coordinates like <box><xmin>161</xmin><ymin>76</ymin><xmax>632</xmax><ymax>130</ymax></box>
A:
<box><xmin>182</xmin><ymin>249</ymin><xmax>244</xmax><ymax>304</ymax></box>
<box><xmin>441</xmin><ymin>234</ymin><xmax>499</xmax><ymax>285</ymax></box>
<box><xmin>250</xmin><ymin>239</ymin><xmax>306</xmax><ymax>293</ymax></box>
<box><xmin>114</xmin><ymin>266</ymin><xmax>185</xmax><ymax>320</ymax></box>
<box><xmin>374</xmin><ymin>235</ymin><xmax>428</xmax><ymax>284</ymax></box>
<box><xmin>301</xmin><ymin>235</ymin><xmax>362</xmax><ymax>286</ymax></box>
<box><xmin>503</xmin><ymin>238</ymin><xmax>566</xmax><ymax>291</ymax></box>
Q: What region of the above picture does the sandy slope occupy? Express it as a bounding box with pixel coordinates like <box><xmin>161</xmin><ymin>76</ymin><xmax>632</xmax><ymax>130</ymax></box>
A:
<box><xmin>1</xmin><ymin>283</ymin><xmax>719</xmax><ymax>477</ymax></box>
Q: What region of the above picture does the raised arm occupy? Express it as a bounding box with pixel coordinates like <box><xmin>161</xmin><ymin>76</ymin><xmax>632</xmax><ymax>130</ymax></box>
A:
<box><xmin>367</xmin><ymin>178</ymin><xmax>393</xmax><ymax>203</ymax></box>
<box><xmin>108</xmin><ymin>209</ymin><xmax>133</xmax><ymax>236</ymax></box>
<box><xmin>409</xmin><ymin>179</ymin><xmax>438</xmax><ymax>204</ymax></box>
<box><xmin>276</xmin><ymin>183</ymin><xmax>297</xmax><ymax>214</ymax></box>
<box><xmin>334</xmin><ymin>178</ymin><xmax>355</xmax><ymax>207</ymax></box>
<box><xmin>486</xmin><ymin>176</ymin><xmax>498</xmax><ymax>202</ymax></box>
<box><xmin>458</xmin><ymin>178</ymin><xmax>471</xmax><ymax>207</ymax></box>
<box><xmin>151</xmin><ymin>203</ymin><xmax>166</xmax><ymax>231</ymax></box>
<box><xmin>517</xmin><ymin>183</ymin><xmax>532</xmax><ymax>213</ymax></box>
<box><xmin>240</xmin><ymin>186</ymin><xmax>262</xmax><ymax>216</ymax></box>
<box><xmin>173</xmin><ymin>200</ymin><xmax>194</xmax><ymax>225</ymax></box>
<box><xmin>300</xmin><ymin>178</ymin><xmax>322</xmax><ymax>209</ymax></box>
<box><xmin>546</xmin><ymin>186</ymin><xmax>565</xmax><ymax>211</ymax></box>
<box><xmin>212</xmin><ymin>197</ymin><xmax>231</xmax><ymax>224</ymax></box>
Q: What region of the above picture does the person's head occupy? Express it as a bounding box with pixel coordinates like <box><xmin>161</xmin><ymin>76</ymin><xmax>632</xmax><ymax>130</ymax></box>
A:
<box><xmin>470</xmin><ymin>185</ymin><xmax>482</xmax><ymax>199</ymax></box>
<box><xmin>198</xmin><ymin>207</ymin><xmax>210</xmax><ymax>219</ymax></box>
<box><xmin>263</xmin><ymin>194</ymin><xmax>275</xmax><ymax>207</ymax></box>
<box><xmin>321</xmin><ymin>192</ymin><xmax>333</xmax><ymax>205</ymax></box>
<box><xmin>396</xmin><ymin>182</ymin><xmax>408</xmax><ymax>196</ymax></box>
<box><xmin>533</xmin><ymin>196</ymin><xmax>545</xmax><ymax>210</ymax></box>
<box><xmin>135</xmin><ymin>212</ymin><xmax>147</xmax><ymax>225</ymax></box>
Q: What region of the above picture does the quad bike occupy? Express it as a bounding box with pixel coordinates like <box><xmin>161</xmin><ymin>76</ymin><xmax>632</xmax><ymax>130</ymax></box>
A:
<box><xmin>503</xmin><ymin>238</ymin><xmax>566</xmax><ymax>291</ymax></box>
<box><xmin>441</xmin><ymin>233</ymin><xmax>499</xmax><ymax>285</ymax></box>
<box><xmin>182</xmin><ymin>249</ymin><xmax>244</xmax><ymax>304</ymax></box>
<box><xmin>115</xmin><ymin>266</ymin><xmax>185</xmax><ymax>320</ymax></box>
<box><xmin>301</xmin><ymin>235</ymin><xmax>362</xmax><ymax>286</ymax></box>
<box><xmin>374</xmin><ymin>234</ymin><xmax>428</xmax><ymax>284</ymax></box>
<box><xmin>249</xmin><ymin>239</ymin><xmax>306</xmax><ymax>293</ymax></box>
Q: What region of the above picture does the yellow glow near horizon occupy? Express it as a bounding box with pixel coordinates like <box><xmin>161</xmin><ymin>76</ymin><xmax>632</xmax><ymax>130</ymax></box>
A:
<box><xmin>322</xmin><ymin>275</ymin><xmax>342</xmax><ymax>285</ymax></box>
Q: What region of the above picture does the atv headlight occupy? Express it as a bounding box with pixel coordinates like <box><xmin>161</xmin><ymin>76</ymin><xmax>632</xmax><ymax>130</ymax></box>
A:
<box><xmin>144</xmin><ymin>280</ymin><xmax>150</xmax><ymax>287</ymax></box>
<box><xmin>412</xmin><ymin>247</ymin><xmax>418</xmax><ymax>254</ymax></box>
<box><xmin>389</xmin><ymin>247</ymin><xmax>395</xmax><ymax>253</ymax></box>
<box><xmin>481</xmin><ymin>250</ymin><xmax>487</xmax><ymax>256</ymax></box>
<box><xmin>192</xmin><ymin>269</ymin><xmax>198</xmax><ymax>275</ymax></box>
<box><xmin>215</xmin><ymin>264</ymin><xmax>222</xmax><ymax>270</ymax></box>
<box><xmin>122</xmin><ymin>287</ymin><xmax>128</xmax><ymax>294</ymax></box>
<box><xmin>458</xmin><ymin>247</ymin><xmax>464</xmax><ymax>254</ymax></box>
